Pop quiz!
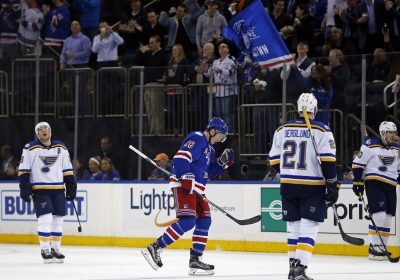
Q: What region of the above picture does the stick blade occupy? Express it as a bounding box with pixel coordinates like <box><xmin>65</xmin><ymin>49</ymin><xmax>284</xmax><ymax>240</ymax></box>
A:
<box><xmin>235</xmin><ymin>215</ymin><xmax>261</xmax><ymax>225</ymax></box>
<box><xmin>338</xmin><ymin>223</ymin><xmax>365</xmax><ymax>246</ymax></box>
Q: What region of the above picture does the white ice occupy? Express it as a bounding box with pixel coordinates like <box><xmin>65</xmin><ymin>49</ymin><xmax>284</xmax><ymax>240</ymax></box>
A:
<box><xmin>0</xmin><ymin>244</ymin><xmax>399</xmax><ymax>280</ymax></box>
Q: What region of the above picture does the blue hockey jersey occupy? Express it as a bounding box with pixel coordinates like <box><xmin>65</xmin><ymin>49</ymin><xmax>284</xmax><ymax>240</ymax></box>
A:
<box><xmin>170</xmin><ymin>131</ymin><xmax>225</xmax><ymax>190</ymax></box>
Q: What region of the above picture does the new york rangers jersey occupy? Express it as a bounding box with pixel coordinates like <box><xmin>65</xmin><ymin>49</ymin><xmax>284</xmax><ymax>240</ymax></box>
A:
<box><xmin>169</xmin><ymin>131</ymin><xmax>225</xmax><ymax>190</ymax></box>
<box><xmin>18</xmin><ymin>140</ymin><xmax>74</xmax><ymax>191</ymax></box>
<box><xmin>269</xmin><ymin>119</ymin><xmax>336</xmax><ymax>197</ymax></box>
<box><xmin>352</xmin><ymin>137</ymin><xmax>400</xmax><ymax>187</ymax></box>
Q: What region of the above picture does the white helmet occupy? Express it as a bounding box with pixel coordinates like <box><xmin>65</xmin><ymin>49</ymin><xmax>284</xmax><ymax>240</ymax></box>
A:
<box><xmin>379</xmin><ymin>121</ymin><xmax>397</xmax><ymax>141</ymax></box>
<box><xmin>35</xmin><ymin>122</ymin><xmax>51</xmax><ymax>137</ymax></box>
<box><xmin>297</xmin><ymin>93</ymin><xmax>318</xmax><ymax>118</ymax></box>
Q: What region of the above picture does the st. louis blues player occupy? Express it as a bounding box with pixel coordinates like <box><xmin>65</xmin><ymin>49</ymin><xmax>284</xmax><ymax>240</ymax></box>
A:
<box><xmin>269</xmin><ymin>93</ymin><xmax>339</xmax><ymax>280</ymax></box>
<box><xmin>352</xmin><ymin>121</ymin><xmax>400</xmax><ymax>260</ymax></box>
<box><xmin>18</xmin><ymin>122</ymin><xmax>77</xmax><ymax>263</ymax></box>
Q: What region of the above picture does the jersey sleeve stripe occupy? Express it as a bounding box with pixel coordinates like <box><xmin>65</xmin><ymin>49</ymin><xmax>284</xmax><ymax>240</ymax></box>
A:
<box><xmin>352</xmin><ymin>162</ymin><xmax>366</xmax><ymax>168</ymax></box>
<box><xmin>63</xmin><ymin>171</ymin><xmax>74</xmax><ymax>176</ymax></box>
<box><xmin>320</xmin><ymin>157</ymin><xmax>336</xmax><ymax>162</ymax></box>
<box><xmin>269</xmin><ymin>159</ymin><xmax>280</xmax><ymax>165</ymax></box>
<box><xmin>18</xmin><ymin>171</ymin><xmax>30</xmax><ymax>176</ymax></box>
<box><xmin>174</xmin><ymin>150</ymin><xmax>192</xmax><ymax>162</ymax></box>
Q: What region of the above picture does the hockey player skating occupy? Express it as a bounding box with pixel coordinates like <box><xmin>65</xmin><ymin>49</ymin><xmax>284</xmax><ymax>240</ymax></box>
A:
<box><xmin>269</xmin><ymin>93</ymin><xmax>339</xmax><ymax>280</ymax></box>
<box><xmin>352</xmin><ymin>121</ymin><xmax>400</xmax><ymax>260</ymax></box>
<box><xmin>18</xmin><ymin>122</ymin><xmax>77</xmax><ymax>263</ymax></box>
<box><xmin>141</xmin><ymin>117</ymin><xmax>234</xmax><ymax>275</ymax></box>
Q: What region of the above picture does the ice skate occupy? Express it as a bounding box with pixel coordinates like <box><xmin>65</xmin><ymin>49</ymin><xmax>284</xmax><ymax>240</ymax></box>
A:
<box><xmin>188</xmin><ymin>249</ymin><xmax>215</xmax><ymax>276</ymax></box>
<box><xmin>288</xmin><ymin>258</ymin><xmax>295</xmax><ymax>280</ymax></box>
<box><xmin>368</xmin><ymin>244</ymin><xmax>388</xmax><ymax>261</ymax></box>
<box><xmin>51</xmin><ymin>248</ymin><xmax>65</xmax><ymax>263</ymax></box>
<box><xmin>41</xmin><ymin>249</ymin><xmax>54</xmax><ymax>264</ymax></box>
<box><xmin>293</xmin><ymin>259</ymin><xmax>313</xmax><ymax>280</ymax></box>
<box><xmin>141</xmin><ymin>241</ymin><xmax>163</xmax><ymax>270</ymax></box>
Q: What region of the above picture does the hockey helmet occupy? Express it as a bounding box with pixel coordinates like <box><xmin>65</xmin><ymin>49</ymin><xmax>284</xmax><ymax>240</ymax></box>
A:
<box><xmin>207</xmin><ymin>117</ymin><xmax>228</xmax><ymax>142</ymax></box>
<box><xmin>379</xmin><ymin>121</ymin><xmax>397</xmax><ymax>142</ymax></box>
<box><xmin>297</xmin><ymin>93</ymin><xmax>318</xmax><ymax>119</ymax></box>
<box><xmin>35</xmin><ymin>122</ymin><xmax>51</xmax><ymax>137</ymax></box>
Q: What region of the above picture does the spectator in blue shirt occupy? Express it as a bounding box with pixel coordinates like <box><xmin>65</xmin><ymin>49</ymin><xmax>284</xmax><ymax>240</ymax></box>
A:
<box><xmin>92</xmin><ymin>20</ymin><xmax>124</xmax><ymax>68</ymax></box>
<box><xmin>60</xmin><ymin>20</ymin><xmax>92</xmax><ymax>70</ymax></box>
<box><xmin>101</xmin><ymin>157</ymin><xmax>121</xmax><ymax>181</ymax></box>
<box><xmin>82</xmin><ymin>156</ymin><xmax>103</xmax><ymax>180</ymax></box>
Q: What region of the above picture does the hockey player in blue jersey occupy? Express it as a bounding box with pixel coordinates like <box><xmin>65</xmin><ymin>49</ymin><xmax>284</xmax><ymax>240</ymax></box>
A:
<box><xmin>269</xmin><ymin>93</ymin><xmax>339</xmax><ymax>280</ymax></box>
<box><xmin>352</xmin><ymin>121</ymin><xmax>400</xmax><ymax>260</ymax></box>
<box><xmin>142</xmin><ymin>117</ymin><xmax>234</xmax><ymax>276</ymax></box>
<box><xmin>18</xmin><ymin>122</ymin><xmax>77</xmax><ymax>263</ymax></box>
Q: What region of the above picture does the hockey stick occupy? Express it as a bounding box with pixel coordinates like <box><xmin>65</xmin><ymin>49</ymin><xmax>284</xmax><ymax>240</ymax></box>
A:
<box><xmin>129</xmin><ymin>145</ymin><xmax>261</xmax><ymax>225</ymax></box>
<box><xmin>359</xmin><ymin>196</ymin><xmax>399</xmax><ymax>262</ymax></box>
<box><xmin>303</xmin><ymin>110</ymin><xmax>364</xmax><ymax>246</ymax></box>
<box><xmin>72</xmin><ymin>200</ymin><xmax>82</xmax><ymax>232</ymax></box>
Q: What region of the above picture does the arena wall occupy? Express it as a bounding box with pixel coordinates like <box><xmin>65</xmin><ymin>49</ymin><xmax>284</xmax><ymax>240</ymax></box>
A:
<box><xmin>0</xmin><ymin>182</ymin><xmax>399</xmax><ymax>257</ymax></box>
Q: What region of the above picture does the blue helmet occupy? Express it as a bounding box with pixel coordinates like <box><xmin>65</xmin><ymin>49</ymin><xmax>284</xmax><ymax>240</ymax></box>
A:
<box><xmin>206</xmin><ymin>117</ymin><xmax>228</xmax><ymax>142</ymax></box>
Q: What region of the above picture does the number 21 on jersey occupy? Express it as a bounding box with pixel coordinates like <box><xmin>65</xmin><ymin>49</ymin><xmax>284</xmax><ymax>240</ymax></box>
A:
<box><xmin>282</xmin><ymin>140</ymin><xmax>307</xmax><ymax>170</ymax></box>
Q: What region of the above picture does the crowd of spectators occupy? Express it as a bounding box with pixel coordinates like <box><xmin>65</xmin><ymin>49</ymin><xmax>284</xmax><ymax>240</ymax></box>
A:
<box><xmin>1</xmin><ymin>0</ymin><xmax>398</xmax><ymax>116</ymax></box>
<box><xmin>1</xmin><ymin>0</ymin><xmax>400</xmax><ymax>180</ymax></box>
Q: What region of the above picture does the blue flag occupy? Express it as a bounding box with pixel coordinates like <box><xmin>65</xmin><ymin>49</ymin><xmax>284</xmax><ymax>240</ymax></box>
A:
<box><xmin>223</xmin><ymin>0</ymin><xmax>293</xmax><ymax>69</ymax></box>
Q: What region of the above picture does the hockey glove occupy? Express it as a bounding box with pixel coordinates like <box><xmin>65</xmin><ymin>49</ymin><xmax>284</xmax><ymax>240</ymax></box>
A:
<box><xmin>180</xmin><ymin>173</ymin><xmax>195</xmax><ymax>194</ymax></box>
<box><xmin>19</xmin><ymin>173</ymin><xmax>33</xmax><ymax>202</ymax></box>
<box><xmin>352</xmin><ymin>181</ymin><xmax>364</xmax><ymax>197</ymax></box>
<box><xmin>217</xmin><ymin>148</ymin><xmax>234</xmax><ymax>169</ymax></box>
<box><xmin>325</xmin><ymin>179</ymin><xmax>339</xmax><ymax>207</ymax></box>
<box><xmin>20</xmin><ymin>187</ymin><xmax>33</xmax><ymax>203</ymax></box>
<box><xmin>65</xmin><ymin>180</ymin><xmax>77</xmax><ymax>201</ymax></box>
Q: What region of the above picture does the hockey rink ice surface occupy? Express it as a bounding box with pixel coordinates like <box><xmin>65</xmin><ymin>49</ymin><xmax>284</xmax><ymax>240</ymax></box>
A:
<box><xmin>1</xmin><ymin>244</ymin><xmax>400</xmax><ymax>280</ymax></box>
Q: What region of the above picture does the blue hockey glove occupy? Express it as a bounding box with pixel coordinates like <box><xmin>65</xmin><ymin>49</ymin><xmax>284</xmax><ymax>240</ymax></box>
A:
<box><xmin>66</xmin><ymin>183</ymin><xmax>77</xmax><ymax>201</ymax></box>
<box><xmin>352</xmin><ymin>181</ymin><xmax>364</xmax><ymax>197</ymax></box>
<box><xmin>217</xmin><ymin>148</ymin><xmax>234</xmax><ymax>169</ymax></box>
<box><xmin>20</xmin><ymin>187</ymin><xmax>32</xmax><ymax>203</ymax></box>
<box><xmin>180</xmin><ymin>173</ymin><xmax>195</xmax><ymax>194</ymax></box>
<box><xmin>325</xmin><ymin>179</ymin><xmax>339</xmax><ymax>207</ymax></box>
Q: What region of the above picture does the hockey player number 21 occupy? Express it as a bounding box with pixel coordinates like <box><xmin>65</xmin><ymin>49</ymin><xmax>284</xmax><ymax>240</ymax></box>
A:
<box><xmin>282</xmin><ymin>140</ymin><xmax>307</xmax><ymax>169</ymax></box>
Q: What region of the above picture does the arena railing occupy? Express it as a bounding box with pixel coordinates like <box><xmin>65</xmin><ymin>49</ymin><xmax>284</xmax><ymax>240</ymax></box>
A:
<box><xmin>0</xmin><ymin>71</ymin><xmax>8</xmax><ymax>118</ymax></box>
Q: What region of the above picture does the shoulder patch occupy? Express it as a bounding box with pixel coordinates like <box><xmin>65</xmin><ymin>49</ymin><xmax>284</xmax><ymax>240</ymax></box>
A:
<box><xmin>357</xmin><ymin>151</ymin><xmax>363</xmax><ymax>158</ymax></box>
<box><xmin>365</xmin><ymin>139</ymin><xmax>372</xmax><ymax>145</ymax></box>
<box><xmin>25</xmin><ymin>143</ymin><xmax>30</xmax><ymax>148</ymax></box>
<box><xmin>195</xmin><ymin>132</ymin><xmax>203</xmax><ymax>136</ymax></box>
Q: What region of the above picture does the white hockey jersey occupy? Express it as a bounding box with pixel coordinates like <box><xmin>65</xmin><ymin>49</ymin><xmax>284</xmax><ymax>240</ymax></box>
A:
<box><xmin>269</xmin><ymin>119</ymin><xmax>336</xmax><ymax>196</ymax></box>
<box><xmin>352</xmin><ymin>138</ymin><xmax>400</xmax><ymax>187</ymax></box>
<box><xmin>18</xmin><ymin>140</ymin><xmax>74</xmax><ymax>190</ymax></box>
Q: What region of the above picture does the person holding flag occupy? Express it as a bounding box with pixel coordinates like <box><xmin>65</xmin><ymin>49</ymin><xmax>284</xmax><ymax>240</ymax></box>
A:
<box><xmin>222</xmin><ymin>0</ymin><xmax>294</xmax><ymax>69</ymax></box>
